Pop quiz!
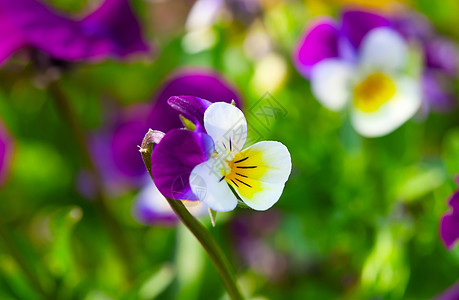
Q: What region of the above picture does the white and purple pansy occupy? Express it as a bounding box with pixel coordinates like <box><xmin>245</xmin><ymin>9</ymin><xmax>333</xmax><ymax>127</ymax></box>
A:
<box><xmin>86</xmin><ymin>69</ymin><xmax>242</xmax><ymax>225</ymax></box>
<box><xmin>293</xmin><ymin>9</ymin><xmax>422</xmax><ymax>137</ymax></box>
<box><xmin>151</xmin><ymin>98</ymin><xmax>292</xmax><ymax>212</ymax></box>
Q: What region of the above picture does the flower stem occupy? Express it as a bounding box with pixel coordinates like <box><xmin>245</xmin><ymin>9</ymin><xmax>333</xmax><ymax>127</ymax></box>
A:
<box><xmin>140</xmin><ymin>129</ymin><xmax>244</xmax><ymax>300</ymax></box>
<box><xmin>48</xmin><ymin>81</ymin><xmax>136</xmax><ymax>281</ymax></box>
<box><xmin>166</xmin><ymin>198</ymin><xmax>244</xmax><ymax>300</ymax></box>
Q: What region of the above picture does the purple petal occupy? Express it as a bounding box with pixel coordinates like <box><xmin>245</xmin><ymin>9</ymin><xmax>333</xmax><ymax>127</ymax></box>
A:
<box><xmin>422</xmin><ymin>70</ymin><xmax>457</xmax><ymax>113</ymax></box>
<box><xmin>0</xmin><ymin>121</ymin><xmax>14</xmax><ymax>187</ymax></box>
<box><xmin>448</xmin><ymin>189</ymin><xmax>459</xmax><ymax>210</ymax></box>
<box><xmin>146</xmin><ymin>69</ymin><xmax>242</xmax><ymax>133</ymax></box>
<box><xmin>0</xmin><ymin>0</ymin><xmax>112</xmax><ymax>60</ymax></box>
<box><xmin>0</xmin><ymin>8</ymin><xmax>27</xmax><ymax>64</ymax></box>
<box><xmin>425</xmin><ymin>37</ymin><xmax>459</xmax><ymax>75</ymax></box>
<box><xmin>88</xmin><ymin>103</ymin><xmax>151</xmax><ymax>193</ymax></box>
<box><xmin>167</xmin><ymin>96</ymin><xmax>212</xmax><ymax>128</ymax></box>
<box><xmin>81</xmin><ymin>0</ymin><xmax>150</xmax><ymax>57</ymax></box>
<box><xmin>391</xmin><ymin>10</ymin><xmax>433</xmax><ymax>41</ymax></box>
<box><xmin>341</xmin><ymin>10</ymin><xmax>391</xmax><ymax>49</ymax></box>
<box><xmin>110</xmin><ymin>120</ymin><xmax>149</xmax><ymax>179</ymax></box>
<box><xmin>440</xmin><ymin>185</ymin><xmax>459</xmax><ymax>249</ymax></box>
<box><xmin>151</xmin><ymin>129</ymin><xmax>214</xmax><ymax>200</ymax></box>
<box><xmin>292</xmin><ymin>18</ymin><xmax>340</xmax><ymax>78</ymax></box>
<box><xmin>435</xmin><ymin>280</ymin><xmax>459</xmax><ymax>300</ymax></box>
<box><xmin>440</xmin><ymin>212</ymin><xmax>459</xmax><ymax>249</ymax></box>
<box><xmin>0</xmin><ymin>0</ymin><xmax>148</xmax><ymax>61</ymax></box>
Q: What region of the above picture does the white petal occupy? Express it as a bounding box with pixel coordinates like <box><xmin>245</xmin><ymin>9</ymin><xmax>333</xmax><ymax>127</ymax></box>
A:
<box><xmin>310</xmin><ymin>58</ymin><xmax>353</xmax><ymax>111</ymax></box>
<box><xmin>190</xmin><ymin>157</ymin><xmax>238</xmax><ymax>212</ymax></box>
<box><xmin>351</xmin><ymin>76</ymin><xmax>421</xmax><ymax>137</ymax></box>
<box><xmin>229</xmin><ymin>141</ymin><xmax>292</xmax><ymax>211</ymax></box>
<box><xmin>204</xmin><ymin>102</ymin><xmax>247</xmax><ymax>154</ymax></box>
<box><xmin>241</xmin><ymin>182</ymin><xmax>287</xmax><ymax>211</ymax></box>
<box><xmin>359</xmin><ymin>28</ymin><xmax>407</xmax><ymax>72</ymax></box>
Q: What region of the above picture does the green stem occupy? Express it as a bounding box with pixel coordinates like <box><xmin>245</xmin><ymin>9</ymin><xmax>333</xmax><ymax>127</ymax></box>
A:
<box><xmin>140</xmin><ymin>130</ymin><xmax>244</xmax><ymax>300</ymax></box>
<box><xmin>48</xmin><ymin>81</ymin><xmax>135</xmax><ymax>281</ymax></box>
<box><xmin>166</xmin><ymin>198</ymin><xmax>244</xmax><ymax>300</ymax></box>
<box><xmin>0</xmin><ymin>227</ymin><xmax>53</xmax><ymax>299</ymax></box>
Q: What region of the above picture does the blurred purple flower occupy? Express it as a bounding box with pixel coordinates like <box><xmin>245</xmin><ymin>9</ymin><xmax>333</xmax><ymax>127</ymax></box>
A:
<box><xmin>293</xmin><ymin>10</ymin><xmax>422</xmax><ymax>137</ymax></box>
<box><xmin>392</xmin><ymin>8</ymin><xmax>459</xmax><ymax>112</ymax></box>
<box><xmin>0</xmin><ymin>120</ymin><xmax>14</xmax><ymax>187</ymax></box>
<box><xmin>0</xmin><ymin>0</ymin><xmax>150</xmax><ymax>65</ymax></box>
<box><xmin>422</xmin><ymin>70</ymin><xmax>456</xmax><ymax>113</ymax></box>
<box><xmin>435</xmin><ymin>279</ymin><xmax>459</xmax><ymax>300</ymax></box>
<box><xmin>146</xmin><ymin>69</ymin><xmax>243</xmax><ymax>133</ymax></box>
<box><xmin>293</xmin><ymin>10</ymin><xmax>390</xmax><ymax>78</ymax></box>
<box><xmin>230</xmin><ymin>211</ymin><xmax>287</xmax><ymax>281</ymax></box>
<box><xmin>133</xmin><ymin>180</ymin><xmax>208</xmax><ymax>226</ymax></box>
<box><xmin>294</xmin><ymin>7</ymin><xmax>459</xmax><ymax>116</ymax></box>
<box><xmin>440</xmin><ymin>178</ymin><xmax>459</xmax><ymax>249</ymax></box>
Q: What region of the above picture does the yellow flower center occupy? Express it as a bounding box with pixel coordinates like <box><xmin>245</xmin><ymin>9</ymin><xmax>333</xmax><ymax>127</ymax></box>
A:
<box><xmin>220</xmin><ymin>148</ymin><xmax>267</xmax><ymax>199</ymax></box>
<box><xmin>353</xmin><ymin>73</ymin><xmax>396</xmax><ymax>113</ymax></box>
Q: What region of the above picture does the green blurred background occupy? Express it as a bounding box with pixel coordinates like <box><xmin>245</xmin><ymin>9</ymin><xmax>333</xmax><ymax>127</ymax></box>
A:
<box><xmin>1</xmin><ymin>0</ymin><xmax>459</xmax><ymax>299</ymax></box>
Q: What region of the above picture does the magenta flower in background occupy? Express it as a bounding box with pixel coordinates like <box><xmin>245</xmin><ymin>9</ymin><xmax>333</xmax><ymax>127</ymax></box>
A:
<box><xmin>440</xmin><ymin>178</ymin><xmax>459</xmax><ymax>249</ymax></box>
<box><xmin>0</xmin><ymin>120</ymin><xmax>14</xmax><ymax>187</ymax></box>
<box><xmin>0</xmin><ymin>0</ymin><xmax>150</xmax><ymax>65</ymax></box>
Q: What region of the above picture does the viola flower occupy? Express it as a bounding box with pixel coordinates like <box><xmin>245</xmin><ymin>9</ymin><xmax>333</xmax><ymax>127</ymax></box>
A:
<box><xmin>152</xmin><ymin>100</ymin><xmax>292</xmax><ymax>212</ymax></box>
<box><xmin>0</xmin><ymin>0</ymin><xmax>150</xmax><ymax>65</ymax></box>
<box><xmin>0</xmin><ymin>120</ymin><xmax>14</xmax><ymax>187</ymax></box>
<box><xmin>83</xmin><ymin>69</ymin><xmax>242</xmax><ymax>224</ymax></box>
<box><xmin>294</xmin><ymin>14</ymin><xmax>421</xmax><ymax>137</ymax></box>
<box><xmin>440</xmin><ymin>178</ymin><xmax>459</xmax><ymax>249</ymax></box>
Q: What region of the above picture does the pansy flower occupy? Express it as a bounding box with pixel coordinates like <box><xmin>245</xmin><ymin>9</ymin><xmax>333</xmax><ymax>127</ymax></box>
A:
<box><xmin>84</xmin><ymin>69</ymin><xmax>242</xmax><ymax>223</ymax></box>
<box><xmin>152</xmin><ymin>99</ymin><xmax>292</xmax><ymax>212</ymax></box>
<box><xmin>0</xmin><ymin>0</ymin><xmax>150</xmax><ymax>65</ymax></box>
<box><xmin>440</xmin><ymin>177</ymin><xmax>459</xmax><ymax>250</ymax></box>
<box><xmin>293</xmin><ymin>10</ymin><xmax>422</xmax><ymax>137</ymax></box>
